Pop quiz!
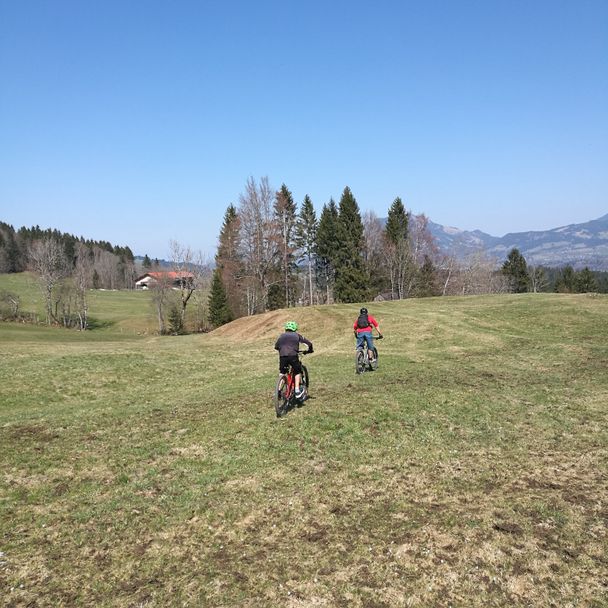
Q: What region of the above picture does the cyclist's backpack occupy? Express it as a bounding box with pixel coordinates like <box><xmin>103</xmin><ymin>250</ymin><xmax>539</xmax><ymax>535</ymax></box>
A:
<box><xmin>356</xmin><ymin>313</ymin><xmax>370</xmax><ymax>329</ymax></box>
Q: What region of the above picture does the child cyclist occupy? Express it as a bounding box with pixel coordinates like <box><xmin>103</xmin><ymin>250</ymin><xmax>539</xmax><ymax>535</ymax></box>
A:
<box><xmin>353</xmin><ymin>307</ymin><xmax>382</xmax><ymax>361</ymax></box>
<box><xmin>274</xmin><ymin>321</ymin><xmax>313</xmax><ymax>399</ymax></box>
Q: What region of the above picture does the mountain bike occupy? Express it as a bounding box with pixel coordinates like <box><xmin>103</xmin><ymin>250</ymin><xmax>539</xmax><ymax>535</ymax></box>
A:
<box><xmin>274</xmin><ymin>351</ymin><xmax>310</xmax><ymax>418</ymax></box>
<box><xmin>355</xmin><ymin>333</ymin><xmax>383</xmax><ymax>374</ymax></box>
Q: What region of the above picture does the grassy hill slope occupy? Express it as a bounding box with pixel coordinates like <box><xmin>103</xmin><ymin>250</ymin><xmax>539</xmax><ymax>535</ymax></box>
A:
<box><xmin>0</xmin><ymin>272</ymin><xmax>159</xmax><ymax>334</ymax></box>
<box><xmin>1</xmin><ymin>290</ymin><xmax>607</xmax><ymax>606</ymax></box>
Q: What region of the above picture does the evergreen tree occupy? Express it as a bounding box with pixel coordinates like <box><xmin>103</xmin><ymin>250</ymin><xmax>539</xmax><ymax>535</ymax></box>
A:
<box><xmin>334</xmin><ymin>187</ymin><xmax>369</xmax><ymax>303</ymax></box>
<box><xmin>384</xmin><ymin>197</ymin><xmax>412</xmax><ymax>299</ymax></box>
<box><xmin>274</xmin><ymin>184</ymin><xmax>298</xmax><ymax>307</ymax></box>
<box><xmin>168</xmin><ymin>304</ymin><xmax>184</xmax><ymax>335</ymax></box>
<box><xmin>315</xmin><ymin>199</ymin><xmax>340</xmax><ymax>303</ymax></box>
<box><xmin>414</xmin><ymin>255</ymin><xmax>438</xmax><ymax>297</ymax></box>
<box><xmin>0</xmin><ymin>223</ymin><xmax>22</xmax><ymax>273</ymax></box>
<box><xmin>142</xmin><ymin>254</ymin><xmax>152</xmax><ymax>269</ymax></box>
<box><xmin>266</xmin><ymin>283</ymin><xmax>284</xmax><ymax>311</ymax></box>
<box><xmin>555</xmin><ymin>265</ymin><xmax>575</xmax><ymax>293</ymax></box>
<box><xmin>295</xmin><ymin>195</ymin><xmax>318</xmax><ymax>305</ymax></box>
<box><xmin>215</xmin><ymin>204</ymin><xmax>243</xmax><ymax>318</ymax></box>
<box><xmin>575</xmin><ymin>266</ymin><xmax>597</xmax><ymax>292</ymax></box>
<box><xmin>502</xmin><ymin>248</ymin><xmax>529</xmax><ymax>293</ymax></box>
<box><xmin>208</xmin><ymin>268</ymin><xmax>233</xmax><ymax>328</ymax></box>
<box><xmin>385</xmin><ymin>197</ymin><xmax>409</xmax><ymax>245</ymax></box>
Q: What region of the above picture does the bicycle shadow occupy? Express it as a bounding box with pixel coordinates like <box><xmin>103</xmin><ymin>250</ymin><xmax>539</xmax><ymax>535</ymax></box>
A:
<box><xmin>280</xmin><ymin>395</ymin><xmax>315</xmax><ymax>417</ymax></box>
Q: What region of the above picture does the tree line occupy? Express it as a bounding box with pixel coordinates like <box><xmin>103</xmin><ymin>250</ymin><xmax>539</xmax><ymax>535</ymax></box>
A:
<box><xmin>208</xmin><ymin>178</ymin><xmax>608</xmax><ymax>328</ymax></box>
<box><xmin>501</xmin><ymin>247</ymin><xmax>608</xmax><ymax>294</ymax></box>
<box><xmin>208</xmin><ymin>178</ymin><xmax>481</xmax><ymax>327</ymax></box>
<box><xmin>3</xmin><ymin>192</ymin><xmax>606</xmax><ymax>333</ymax></box>
<box><xmin>0</xmin><ymin>222</ymin><xmax>135</xmax><ymax>287</ymax></box>
<box><xmin>0</xmin><ymin>221</ymin><xmax>136</xmax><ymax>328</ymax></box>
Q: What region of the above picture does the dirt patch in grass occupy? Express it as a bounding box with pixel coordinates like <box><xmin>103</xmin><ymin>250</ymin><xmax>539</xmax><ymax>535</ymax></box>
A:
<box><xmin>6</xmin><ymin>423</ymin><xmax>59</xmax><ymax>442</ymax></box>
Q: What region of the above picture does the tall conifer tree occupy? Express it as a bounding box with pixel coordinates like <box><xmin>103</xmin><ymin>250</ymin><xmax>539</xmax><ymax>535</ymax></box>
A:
<box><xmin>334</xmin><ymin>187</ymin><xmax>368</xmax><ymax>303</ymax></box>
<box><xmin>575</xmin><ymin>267</ymin><xmax>597</xmax><ymax>293</ymax></box>
<box><xmin>384</xmin><ymin>197</ymin><xmax>412</xmax><ymax>299</ymax></box>
<box><xmin>215</xmin><ymin>204</ymin><xmax>242</xmax><ymax>317</ymax></box>
<box><xmin>208</xmin><ymin>268</ymin><xmax>233</xmax><ymax>328</ymax></box>
<box><xmin>385</xmin><ymin>197</ymin><xmax>409</xmax><ymax>245</ymax></box>
<box><xmin>315</xmin><ymin>199</ymin><xmax>339</xmax><ymax>303</ymax></box>
<box><xmin>414</xmin><ymin>254</ymin><xmax>438</xmax><ymax>297</ymax></box>
<box><xmin>502</xmin><ymin>248</ymin><xmax>529</xmax><ymax>293</ymax></box>
<box><xmin>273</xmin><ymin>184</ymin><xmax>298</xmax><ymax>308</ymax></box>
<box><xmin>296</xmin><ymin>195</ymin><xmax>318</xmax><ymax>305</ymax></box>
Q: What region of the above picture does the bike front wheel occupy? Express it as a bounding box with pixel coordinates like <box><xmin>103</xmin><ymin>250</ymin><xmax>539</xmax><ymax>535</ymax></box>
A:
<box><xmin>275</xmin><ymin>375</ymin><xmax>290</xmax><ymax>417</ymax></box>
<box><xmin>370</xmin><ymin>347</ymin><xmax>379</xmax><ymax>371</ymax></box>
<box><xmin>301</xmin><ymin>364</ymin><xmax>310</xmax><ymax>391</ymax></box>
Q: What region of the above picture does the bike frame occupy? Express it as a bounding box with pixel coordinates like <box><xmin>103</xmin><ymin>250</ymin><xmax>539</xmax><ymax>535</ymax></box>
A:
<box><xmin>275</xmin><ymin>351</ymin><xmax>309</xmax><ymax>417</ymax></box>
<box><xmin>355</xmin><ymin>331</ymin><xmax>382</xmax><ymax>373</ymax></box>
<box><xmin>283</xmin><ymin>368</ymin><xmax>296</xmax><ymax>399</ymax></box>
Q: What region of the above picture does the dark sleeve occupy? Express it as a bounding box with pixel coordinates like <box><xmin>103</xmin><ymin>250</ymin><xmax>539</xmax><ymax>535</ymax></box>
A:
<box><xmin>274</xmin><ymin>337</ymin><xmax>280</xmax><ymax>351</ymax></box>
<box><xmin>298</xmin><ymin>334</ymin><xmax>313</xmax><ymax>350</ymax></box>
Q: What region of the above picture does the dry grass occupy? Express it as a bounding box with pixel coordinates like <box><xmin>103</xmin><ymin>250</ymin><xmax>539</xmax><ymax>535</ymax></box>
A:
<box><xmin>1</xmin><ymin>293</ymin><xmax>607</xmax><ymax>606</ymax></box>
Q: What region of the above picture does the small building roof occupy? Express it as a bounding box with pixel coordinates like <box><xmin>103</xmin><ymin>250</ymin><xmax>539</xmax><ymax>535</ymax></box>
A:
<box><xmin>135</xmin><ymin>271</ymin><xmax>194</xmax><ymax>282</ymax></box>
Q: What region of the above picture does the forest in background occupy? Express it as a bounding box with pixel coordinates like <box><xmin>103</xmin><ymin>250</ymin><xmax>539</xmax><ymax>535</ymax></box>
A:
<box><xmin>2</xmin><ymin>179</ymin><xmax>607</xmax><ymax>333</ymax></box>
<box><xmin>207</xmin><ymin>179</ymin><xmax>608</xmax><ymax>327</ymax></box>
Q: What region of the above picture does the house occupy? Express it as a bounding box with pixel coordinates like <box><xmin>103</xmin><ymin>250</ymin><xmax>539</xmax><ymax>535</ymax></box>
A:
<box><xmin>374</xmin><ymin>291</ymin><xmax>396</xmax><ymax>302</ymax></box>
<box><xmin>135</xmin><ymin>272</ymin><xmax>195</xmax><ymax>290</ymax></box>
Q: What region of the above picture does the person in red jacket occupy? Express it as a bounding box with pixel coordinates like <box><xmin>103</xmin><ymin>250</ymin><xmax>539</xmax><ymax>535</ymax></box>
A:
<box><xmin>353</xmin><ymin>307</ymin><xmax>382</xmax><ymax>360</ymax></box>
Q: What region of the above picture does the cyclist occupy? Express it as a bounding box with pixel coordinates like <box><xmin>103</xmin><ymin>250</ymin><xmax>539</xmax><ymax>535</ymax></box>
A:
<box><xmin>353</xmin><ymin>307</ymin><xmax>382</xmax><ymax>362</ymax></box>
<box><xmin>274</xmin><ymin>321</ymin><xmax>313</xmax><ymax>400</ymax></box>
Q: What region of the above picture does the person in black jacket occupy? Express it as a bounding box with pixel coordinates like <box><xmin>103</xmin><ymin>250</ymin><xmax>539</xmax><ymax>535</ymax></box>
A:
<box><xmin>274</xmin><ymin>321</ymin><xmax>313</xmax><ymax>399</ymax></box>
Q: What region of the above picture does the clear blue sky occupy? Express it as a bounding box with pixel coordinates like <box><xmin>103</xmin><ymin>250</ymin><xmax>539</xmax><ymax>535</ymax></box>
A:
<box><xmin>1</xmin><ymin>0</ymin><xmax>607</xmax><ymax>259</ymax></box>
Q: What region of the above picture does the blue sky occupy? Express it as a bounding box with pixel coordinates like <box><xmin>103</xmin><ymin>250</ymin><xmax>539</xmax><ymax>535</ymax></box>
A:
<box><xmin>1</xmin><ymin>0</ymin><xmax>607</xmax><ymax>259</ymax></box>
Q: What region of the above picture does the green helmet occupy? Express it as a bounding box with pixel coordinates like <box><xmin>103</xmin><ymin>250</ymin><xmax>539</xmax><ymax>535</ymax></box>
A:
<box><xmin>284</xmin><ymin>321</ymin><xmax>298</xmax><ymax>332</ymax></box>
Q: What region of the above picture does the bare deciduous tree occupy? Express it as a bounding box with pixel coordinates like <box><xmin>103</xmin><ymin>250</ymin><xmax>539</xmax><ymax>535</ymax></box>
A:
<box><xmin>362</xmin><ymin>211</ymin><xmax>387</xmax><ymax>295</ymax></box>
<box><xmin>93</xmin><ymin>247</ymin><xmax>120</xmax><ymax>290</ymax></box>
<box><xmin>238</xmin><ymin>176</ymin><xmax>280</xmax><ymax>315</ymax></box>
<box><xmin>455</xmin><ymin>251</ymin><xmax>509</xmax><ymax>295</ymax></box>
<box><xmin>29</xmin><ymin>238</ymin><xmax>69</xmax><ymax>325</ymax></box>
<box><xmin>528</xmin><ymin>264</ymin><xmax>548</xmax><ymax>293</ymax></box>
<box><xmin>151</xmin><ymin>272</ymin><xmax>172</xmax><ymax>334</ymax></box>
<box><xmin>438</xmin><ymin>253</ymin><xmax>459</xmax><ymax>296</ymax></box>
<box><xmin>191</xmin><ymin>254</ymin><xmax>213</xmax><ymax>332</ymax></box>
<box><xmin>0</xmin><ymin>290</ymin><xmax>20</xmax><ymax>319</ymax></box>
<box><xmin>73</xmin><ymin>242</ymin><xmax>93</xmax><ymax>329</ymax></box>
<box><xmin>170</xmin><ymin>239</ymin><xmax>200</xmax><ymax>326</ymax></box>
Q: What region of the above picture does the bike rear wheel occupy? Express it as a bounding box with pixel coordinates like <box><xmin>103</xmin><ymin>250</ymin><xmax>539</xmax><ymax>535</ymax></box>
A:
<box><xmin>275</xmin><ymin>375</ymin><xmax>290</xmax><ymax>417</ymax></box>
<box><xmin>355</xmin><ymin>349</ymin><xmax>365</xmax><ymax>374</ymax></box>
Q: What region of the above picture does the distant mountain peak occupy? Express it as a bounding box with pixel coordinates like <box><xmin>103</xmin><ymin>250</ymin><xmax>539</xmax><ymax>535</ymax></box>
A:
<box><xmin>427</xmin><ymin>213</ymin><xmax>608</xmax><ymax>270</ymax></box>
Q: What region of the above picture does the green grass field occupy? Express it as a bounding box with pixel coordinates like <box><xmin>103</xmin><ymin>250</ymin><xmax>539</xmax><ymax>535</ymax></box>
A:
<box><xmin>1</xmin><ymin>274</ymin><xmax>607</xmax><ymax>607</ymax></box>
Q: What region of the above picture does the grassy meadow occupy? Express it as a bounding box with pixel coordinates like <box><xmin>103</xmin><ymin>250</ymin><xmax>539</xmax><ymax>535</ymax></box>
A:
<box><xmin>1</xmin><ymin>273</ymin><xmax>607</xmax><ymax>607</ymax></box>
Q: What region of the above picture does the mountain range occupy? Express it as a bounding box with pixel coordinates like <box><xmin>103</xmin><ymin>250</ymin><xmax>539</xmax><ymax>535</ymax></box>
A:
<box><xmin>427</xmin><ymin>213</ymin><xmax>608</xmax><ymax>271</ymax></box>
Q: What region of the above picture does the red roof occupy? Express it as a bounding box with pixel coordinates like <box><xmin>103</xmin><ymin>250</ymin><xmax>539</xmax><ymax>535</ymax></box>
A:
<box><xmin>135</xmin><ymin>271</ymin><xmax>194</xmax><ymax>281</ymax></box>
